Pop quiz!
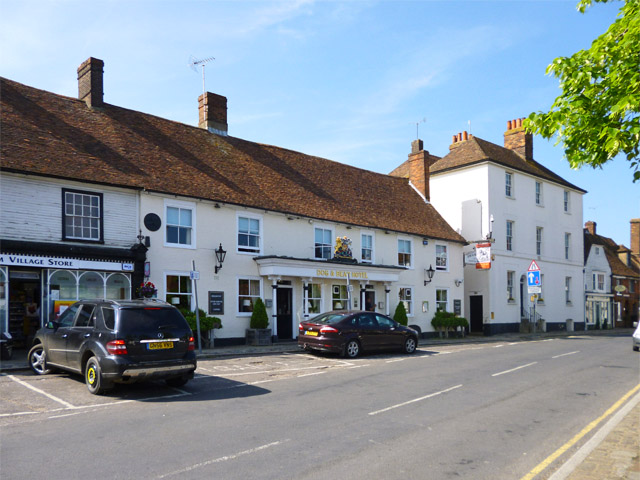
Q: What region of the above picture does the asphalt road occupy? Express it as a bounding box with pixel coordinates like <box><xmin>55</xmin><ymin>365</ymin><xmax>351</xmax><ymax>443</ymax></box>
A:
<box><xmin>1</xmin><ymin>335</ymin><xmax>638</xmax><ymax>480</ymax></box>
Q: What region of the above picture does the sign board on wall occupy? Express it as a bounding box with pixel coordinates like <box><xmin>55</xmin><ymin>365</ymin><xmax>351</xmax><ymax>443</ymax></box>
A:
<box><xmin>475</xmin><ymin>243</ymin><xmax>491</xmax><ymax>270</ymax></box>
<box><xmin>208</xmin><ymin>291</ymin><xmax>224</xmax><ymax>315</ymax></box>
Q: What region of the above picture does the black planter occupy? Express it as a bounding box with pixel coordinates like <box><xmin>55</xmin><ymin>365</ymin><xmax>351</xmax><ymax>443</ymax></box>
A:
<box><xmin>246</xmin><ymin>328</ymin><xmax>272</xmax><ymax>346</ymax></box>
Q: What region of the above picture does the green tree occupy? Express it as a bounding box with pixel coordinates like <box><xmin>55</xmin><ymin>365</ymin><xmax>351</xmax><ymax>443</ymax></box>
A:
<box><xmin>524</xmin><ymin>0</ymin><xmax>640</xmax><ymax>181</ymax></box>
<box><xmin>250</xmin><ymin>298</ymin><xmax>269</xmax><ymax>329</ymax></box>
<box><xmin>393</xmin><ymin>302</ymin><xmax>408</xmax><ymax>326</ymax></box>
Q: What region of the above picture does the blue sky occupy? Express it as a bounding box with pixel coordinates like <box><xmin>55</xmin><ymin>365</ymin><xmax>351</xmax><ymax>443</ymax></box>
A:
<box><xmin>1</xmin><ymin>0</ymin><xmax>637</xmax><ymax>247</ymax></box>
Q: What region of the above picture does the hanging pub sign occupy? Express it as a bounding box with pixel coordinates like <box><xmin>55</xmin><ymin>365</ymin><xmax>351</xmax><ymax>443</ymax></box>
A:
<box><xmin>475</xmin><ymin>243</ymin><xmax>491</xmax><ymax>270</ymax></box>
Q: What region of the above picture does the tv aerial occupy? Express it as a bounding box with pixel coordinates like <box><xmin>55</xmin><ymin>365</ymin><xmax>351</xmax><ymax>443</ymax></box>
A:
<box><xmin>189</xmin><ymin>55</ymin><xmax>215</xmax><ymax>96</ymax></box>
<box><xmin>415</xmin><ymin>117</ymin><xmax>426</xmax><ymax>139</ymax></box>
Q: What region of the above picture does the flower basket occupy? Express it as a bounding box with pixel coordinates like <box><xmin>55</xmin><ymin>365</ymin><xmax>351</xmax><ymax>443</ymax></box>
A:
<box><xmin>137</xmin><ymin>281</ymin><xmax>157</xmax><ymax>298</ymax></box>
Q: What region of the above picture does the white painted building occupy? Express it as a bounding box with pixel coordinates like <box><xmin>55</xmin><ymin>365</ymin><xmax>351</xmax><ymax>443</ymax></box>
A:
<box><xmin>391</xmin><ymin>120</ymin><xmax>586</xmax><ymax>334</ymax></box>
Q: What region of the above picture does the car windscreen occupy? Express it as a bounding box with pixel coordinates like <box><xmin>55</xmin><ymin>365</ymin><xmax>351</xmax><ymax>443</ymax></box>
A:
<box><xmin>118</xmin><ymin>308</ymin><xmax>189</xmax><ymax>334</ymax></box>
<box><xmin>309</xmin><ymin>313</ymin><xmax>348</xmax><ymax>325</ymax></box>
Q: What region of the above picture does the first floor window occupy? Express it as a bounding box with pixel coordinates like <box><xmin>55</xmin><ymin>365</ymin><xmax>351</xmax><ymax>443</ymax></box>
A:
<box><xmin>507</xmin><ymin>271</ymin><xmax>515</xmax><ymax>301</ymax></box>
<box><xmin>506</xmin><ymin>221</ymin><xmax>514</xmax><ymax>251</ymax></box>
<box><xmin>535</xmin><ymin>181</ymin><xmax>542</xmax><ymax>205</ymax></box>
<box><xmin>398</xmin><ymin>239</ymin><xmax>412</xmax><ymax>267</ymax></box>
<box><xmin>307</xmin><ymin>283</ymin><xmax>322</xmax><ymax>314</ymax></box>
<box><xmin>565</xmin><ymin>277</ymin><xmax>572</xmax><ymax>304</ymax></box>
<box><xmin>594</xmin><ymin>273</ymin><xmax>605</xmax><ymax>291</ymax></box>
<box><xmin>564</xmin><ymin>190</ymin><xmax>570</xmax><ymax>212</ymax></box>
<box><xmin>166</xmin><ymin>206</ymin><xmax>193</xmax><ymax>246</ymax></box>
<box><xmin>63</xmin><ymin>189</ymin><xmax>102</xmax><ymax>241</ymax></box>
<box><xmin>166</xmin><ymin>274</ymin><xmax>192</xmax><ymax>310</ymax></box>
<box><xmin>239</xmin><ymin>278</ymin><xmax>261</xmax><ymax>313</ymax></box>
<box><xmin>536</xmin><ymin>227</ymin><xmax>543</xmax><ymax>256</ymax></box>
<box><xmin>399</xmin><ymin>287</ymin><xmax>412</xmax><ymax>315</ymax></box>
<box><xmin>436</xmin><ymin>245</ymin><xmax>448</xmax><ymax>271</ymax></box>
<box><xmin>315</xmin><ymin>228</ymin><xmax>332</xmax><ymax>259</ymax></box>
<box><xmin>332</xmin><ymin>285</ymin><xmax>348</xmax><ymax>310</ymax></box>
<box><xmin>361</xmin><ymin>234</ymin><xmax>373</xmax><ymax>263</ymax></box>
<box><xmin>238</xmin><ymin>216</ymin><xmax>261</xmax><ymax>253</ymax></box>
<box><xmin>436</xmin><ymin>289</ymin><xmax>449</xmax><ymax>312</ymax></box>
<box><xmin>505</xmin><ymin>172</ymin><xmax>513</xmax><ymax>197</ymax></box>
<box><xmin>565</xmin><ymin>233</ymin><xmax>571</xmax><ymax>260</ymax></box>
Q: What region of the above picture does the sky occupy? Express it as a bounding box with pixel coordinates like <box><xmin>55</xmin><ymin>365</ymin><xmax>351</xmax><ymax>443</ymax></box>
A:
<box><xmin>1</xmin><ymin>0</ymin><xmax>637</xmax><ymax>247</ymax></box>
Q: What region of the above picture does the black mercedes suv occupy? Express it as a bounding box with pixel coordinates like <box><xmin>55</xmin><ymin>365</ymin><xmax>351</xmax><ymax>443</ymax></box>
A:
<box><xmin>28</xmin><ymin>299</ymin><xmax>197</xmax><ymax>394</ymax></box>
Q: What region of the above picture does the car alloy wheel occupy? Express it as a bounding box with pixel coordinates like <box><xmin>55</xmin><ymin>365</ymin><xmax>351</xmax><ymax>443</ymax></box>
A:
<box><xmin>404</xmin><ymin>337</ymin><xmax>417</xmax><ymax>354</ymax></box>
<box><xmin>28</xmin><ymin>344</ymin><xmax>52</xmax><ymax>375</ymax></box>
<box><xmin>345</xmin><ymin>340</ymin><xmax>360</xmax><ymax>358</ymax></box>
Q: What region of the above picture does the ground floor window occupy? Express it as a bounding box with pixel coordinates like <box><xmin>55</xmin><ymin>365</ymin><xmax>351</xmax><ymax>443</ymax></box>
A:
<box><xmin>399</xmin><ymin>287</ymin><xmax>412</xmax><ymax>315</ymax></box>
<box><xmin>307</xmin><ymin>283</ymin><xmax>322</xmax><ymax>314</ymax></box>
<box><xmin>166</xmin><ymin>274</ymin><xmax>193</xmax><ymax>311</ymax></box>
<box><xmin>436</xmin><ymin>289</ymin><xmax>449</xmax><ymax>312</ymax></box>
<box><xmin>586</xmin><ymin>298</ymin><xmax>611</xmax><ymax>328</ymax></box>
<box><xmin>239</xmin><ymin>278</ymin><xmax>261</xmax><ymax>313</ymax></box>
<box><xmin>332</xmin><ymin>284</ymin><xmax>348</xmax><ymax>310</ymax></box>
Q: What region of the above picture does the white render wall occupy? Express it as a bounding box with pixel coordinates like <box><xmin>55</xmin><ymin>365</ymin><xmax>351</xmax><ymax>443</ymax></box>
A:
<box><xmin>430</xmin><ymin>161</ymin><xmax>585</xmax><ymax>331</ymax></box>
<box><xmin>140</xmin><ymin>191</ymin><xmax>464</xmax><ymax>340</ymax></box>
<box><xmin>0</xmin><ymin>173</ymin><xmax>138</xmax><ymax>248</ymax></box>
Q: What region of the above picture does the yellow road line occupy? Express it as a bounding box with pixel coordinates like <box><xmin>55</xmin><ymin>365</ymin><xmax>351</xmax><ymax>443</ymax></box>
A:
<box><xmin>520</xmin><ymin>383</ymin><xmax>640</xmax><ymax>480</ymax></box>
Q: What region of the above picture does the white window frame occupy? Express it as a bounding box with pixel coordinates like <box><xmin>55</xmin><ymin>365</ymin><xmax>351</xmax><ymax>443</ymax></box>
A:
<box><xmin>361</xmin><ymin>232</ymin><xmax>374</xmax><ymax>264</ymax></box>
<box><xmin>536</xmin><ymin>227</ymin><xmax>543</xmax><ymax>256</ymax></box>
<box><xmin>535</xmin><ymin>181</ymin><xmax>543</xmax><ymax>205</ymax></box>
<box><xmin>314</xmin><ymin>226</ymin><xmax>334</xmax><ymax>260</ymax></box>
<box><xmin>565</xmin><ymin>233</ymin><xmax>571</xmax><ymax>260</ymax></box>
<box><xmin>436</xmin><ymin>288</ymin><xmax>449</xmax><ymax>312</ymax></box>
<box><xmin>332</xmin><ymin>284</ymin><xmax>348</xmax><ymax>310</ymax></box>
<box><xmin>593</xmin><ymin>272</ymin><xmax>605</xmax><ymax>292</ymax></box>
<box><xmin>398</xmin><ymin>238</ymin><xmax>413</xmax><ymax>268</ymax></box>
<box><xmin>565</xmin><ymin>277</ymin><xmax>572</xmax><ymax>304</ymax></box>
<box><xmin>506</xmin><ymin>220</ymin><xmax>514</xmax><ymax>251</ymax></box>
<box><xmin>236</xmin><ymin>212</ymin><xmax>263</xmax><ymax>255</ymax></box>
<box><xmin>564</xmin><ymin>190</ymin><xmax>570</xmax><ymax>213</ymax></box>
<box><xmin>398</xmin><ymin>286</ymin><xmax>413</xmax><ymax>316</ymax></box>
<box><xmin>238</xmin><ymin>277</ymin><xmax>262</xmax><ymax>316</ymax></box>
<box><xmin>165</xmin><ymin>271</ymin><xmax>193</xmax><ymax>310</ymax></box>
<box><xmin>505</xmin><ymin>172</ymin><xmax>513</xmax><ymax>198</ymax></box>
<box><xmin>62</xmin><ymin>188</ymin><xmax>103</xmax><ymax>242</ymax></box>
<box><xmin>307</xmin><ymin>283</ymin><xmax>323</xmax><ymax>315</ymax></box>
<box><xmin>435</xmin><ymin>244</ymin><xmax>449</xmax><ymax>271</ymax></box>
<box><xmin>164</xmin><ymin>199</ymin><xmax>196</xmax><ymax>249</ymax></box>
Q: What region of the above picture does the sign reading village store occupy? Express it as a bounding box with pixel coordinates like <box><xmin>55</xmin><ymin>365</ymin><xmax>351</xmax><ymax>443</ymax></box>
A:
<box><xmin>0</xmin><ymin>254</ymin><xmax>134</xmax><ymax>272</ymax></box>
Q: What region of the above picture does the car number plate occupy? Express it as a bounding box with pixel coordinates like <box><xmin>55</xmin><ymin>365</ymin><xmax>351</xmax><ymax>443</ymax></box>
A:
<box><xmin>304</xmin><ymin>331</ymin><xmax>318</xmax><ymax>336</ymax></box>
<box><xmin>148</xmin><ymin>341</ymin><xmax>173</xmax><ymax>350</ymax></box>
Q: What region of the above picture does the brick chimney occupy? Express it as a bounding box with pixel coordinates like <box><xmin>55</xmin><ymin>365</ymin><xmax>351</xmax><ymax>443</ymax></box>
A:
<box><xmin>504</xmin><ymin>118</ymin><xmax>532</xmax><ymax>160</ymax></box>
<box><xmin>77</xmin><ymin>57</ymin><xmax>104</xmax><ymax>108</ymax></box>
<box><xmin>449</xmin><ymin>131</ymin><xmax>469</xmax><ymax>151</ymax></box>
<box><xmin>585</xmin><ymin>221</ymin><xmax>596</xmax><ymax>235</ymax></box>
<box><xmin>198</xmin><ymin>92</ymin><xmax>228</xmax><ymax>136</ymax></box>
<box><xmin>403</xmin><ymin>139</ymin><xmax>438</xmax><ymax>201</ymax></box>
<box><xmin>631</xmin><ymin>219</ymin><xmax>640</xmax><ymax>258</ymax></box>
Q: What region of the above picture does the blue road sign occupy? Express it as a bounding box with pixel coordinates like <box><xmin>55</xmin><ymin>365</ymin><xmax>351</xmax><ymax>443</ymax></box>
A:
<box><xmin>527</xmin><ymin>270</ymin><xmax>541</xmax><ymax>286</ymax></box>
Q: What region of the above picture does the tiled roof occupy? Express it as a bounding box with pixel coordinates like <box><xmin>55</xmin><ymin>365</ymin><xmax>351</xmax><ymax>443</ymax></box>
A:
<box><xmin>430</xmin><ymin>136</ymin><xmax>586</xmax><ymax>193</ymax></box>
<box><xmin>0</xmin><ymin>77</ymin><xmax>465</xmax><ymax>244</ymax></box>
<box><xmin>584</xmin><ymin>231</ymin><xmax>639</xmax><ymax>278</ymax></box>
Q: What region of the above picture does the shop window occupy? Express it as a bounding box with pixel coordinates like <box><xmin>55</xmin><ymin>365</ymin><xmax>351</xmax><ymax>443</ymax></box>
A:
<box><xmin>166</xmin><ymin>274</ymin><xmax>193</xmax><ymax>310</ymax></box>
<box><xmin>62</xmin><ymin>189</ymin><xmax>103</xmax><ymax>242</ymax></box>
<box><xmin>0</xmin><ymin>268</ymin><xmax>7</xmax><ymax>333</ymax></box>
<box><xmin>237</xmin><ymin>215</ymin><xmax>261</xmax><ymax>254</ymax></box>
<box><xmin>307</xmin><ymin>283</ymin><xmax>322</xmax><ymax>314</ymax></box>
<box><xmin>165</xmin><ymin>201</ymin><xmax>195</xmax><ymax>247</ymax></box>
<box><xmin>436</xmin><ymin>289</ymin><xmax>449</xmax><ymax>312</ymax></box>
<box><xmin>332</xmin><ymin>285</ymin><xmax>348</xmax><ymax>310</ymax></box>
<box><xmin>106</xmin><ymin>273</ymin><xmax>130</xmax><ymax>299</ymax></box>
<box><xmin>238</xmin><ymin>278</ymin><xmax>261</xmax><ymax>314</ymax></box>
<box><xmin>315</xmin><ymin>228</ymin><xmax>333</xmax><ymax>259</ymax></box>
<box><xmin>398</xmin><ymin>239</ymin><xmax>412</xmax><ymax>267</ymax></box>
<box><xmin>78</xmin><ymin>271</ymin><xmax>104</xmax><ymax>299</ymax></box>
<box><xmin>399</xmin><ymin>287</ymin><xmax>412</xmax><ymax>315</ymax></box>
<box><xmin>435</xmin><ymin>245</ymin><xmax>448</xmax><ymax>271</ymax></box>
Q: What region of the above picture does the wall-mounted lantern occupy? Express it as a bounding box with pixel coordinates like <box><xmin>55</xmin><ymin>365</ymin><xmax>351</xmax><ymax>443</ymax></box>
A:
<box><xmin>424</xmin><ymin>265</ymin><xmax>435</xmax><ymax>286</ymax></box>
<box><xmin>214</xmin><ymin>243</ymin><xmax>227</xmax><ymax>274</ymax></box>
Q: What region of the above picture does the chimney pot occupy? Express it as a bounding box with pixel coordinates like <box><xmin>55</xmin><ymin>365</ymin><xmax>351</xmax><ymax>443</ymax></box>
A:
<box><xmin>507</xmin><ymin>120</ymin><xmax>512</xmax><ymax>130</ymax></box>
<box><xmin>198</xmin><ymin>92</ymin><xmax>228</xmax><ymax>136</ymax></box>
<box><xmin>77</xmin><ymin>57</ymin><xmax>104</xmax><ymax>108</ymax></box>
<box><xmin>504</xmin><ymin>115</ymin><xmax>533</xmax><ymax>160</ymax></box>
<box><xmin>463</xmin><ymin>131</ymin><xmax>468</xmax><ymax>141</ymax></box>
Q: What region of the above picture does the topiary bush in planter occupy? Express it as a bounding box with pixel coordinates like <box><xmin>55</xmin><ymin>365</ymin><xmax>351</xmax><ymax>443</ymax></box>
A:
<box><xmin>247</xmin><ymin>298</ymin><xmax>272</xmax><ymax>345</ymax></box>
<box><xmin>431</xmin><ymin>311</ymin><xmax>469</xmax><ymax>338</ymax></box>
<box><xmin>393</xmin><ymin>302</ymin><xmax>408</xmax><ymax>326</ymax></box>
<box><xmin>178</xmin><ymin>307</ymin><xmax>222</xmax><ymax>348</ymax></box>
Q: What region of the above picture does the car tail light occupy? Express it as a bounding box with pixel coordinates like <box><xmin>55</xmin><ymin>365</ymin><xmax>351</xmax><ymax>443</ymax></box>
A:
<box><xmin>106</xmin><ymin>339</ymin><xmax>127</xmax><ymax>355</ymax></box>
<box><xmin>299</xmin><ymin>324</ymin><xmax>304</xmax><ymax>332</ymax></box>
<box><xmin>188</xmin><ymin>336</ymin><xmax>195</xmax><ymax>351</ymax></box>
<box><xmin>320</xmin><ymin>326</ymin><xmax>338</xmax><ymax>335</ymax></box>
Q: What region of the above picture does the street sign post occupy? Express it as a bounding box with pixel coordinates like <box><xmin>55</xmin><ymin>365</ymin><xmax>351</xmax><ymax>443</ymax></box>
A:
<box><xmin>527</xmin><ymin>270</ymin><xmax>541</xmax><ymax>287</ymax></box>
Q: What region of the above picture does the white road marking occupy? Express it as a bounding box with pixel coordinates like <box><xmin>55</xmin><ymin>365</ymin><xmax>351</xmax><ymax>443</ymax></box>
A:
<box><xmin>386</xmin><ymin>358</ymin><xmax>406</xmax><ymax>363</ymax></box>
<box><xmin>368</xmin><ymin>384</ymin><xmax>463</xmax><ymax>416</ymax></box>
<box><xmin>0</xmin><ymin>411</ymin><xmax>39</xmax><ymax>418</ymax></box>
<box><xmin>492</xmin><ymin>362</ymin><xmax>538</xmax><ymax>377</ymax></box>
<box><xmin>552</xmin><ymin>351</ymin><xmax>579</xmax><ymax>359</ymax></box>
<box><xmin>157</xmin><ymin>439</ymin><xmax>290</xmax><ymax>478</ymax></box>
<box><xmin>48</xmin><ymin>411</ymin><xmax>88</xmax><ymax>420</ymax></box>
<box><xmin>297</xmin><ymin>371</ymin><xmax>327</xmax><ymax>378</ymax></box>
<box><xmin>7</xmin><ymin>375</ymin><xmax>75</xmax><ymax>409</ymax></box>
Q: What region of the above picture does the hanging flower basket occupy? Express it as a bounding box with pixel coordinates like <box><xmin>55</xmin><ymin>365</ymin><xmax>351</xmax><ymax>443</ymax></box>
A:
<box><xmin>138</xmin><ymin>281</ymin><xmax>157</xmax><ymax>298</ymax></box>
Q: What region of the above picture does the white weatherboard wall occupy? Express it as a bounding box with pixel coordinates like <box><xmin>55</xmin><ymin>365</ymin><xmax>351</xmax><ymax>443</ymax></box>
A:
<box><xmin>430</xmin><ymin>161</ymin><xmax>584</xmax><ymax>333</ymax></box>
<box><xmin>0</xmin><ymin>173</ymin><xmax>138</xmax><ymax>247</ymax></box>
<box><xmin>141</xmin><ymin>191</ymin><xmax>464</xmax><ymax>341</ymax></box>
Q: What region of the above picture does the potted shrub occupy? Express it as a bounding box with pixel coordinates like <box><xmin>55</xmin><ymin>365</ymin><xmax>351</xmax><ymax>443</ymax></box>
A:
<box><xmin>393</xmin><ymin>302</ymin><xmax>408</xmax><ymax>326</ymax></box>
<box><xmin>179</xmin><ymin>307</ymin><xmax>222</xmax><ymax>348</ymax></box>
<box><xmin>246</xmin><ymin>298</ymin><xmax>272</xmax><ymax>345</ymax></box>
<box><xmin>431</xmin><ymin>311</ymin><xmax>468</xmax><ymax>338</ymax></box>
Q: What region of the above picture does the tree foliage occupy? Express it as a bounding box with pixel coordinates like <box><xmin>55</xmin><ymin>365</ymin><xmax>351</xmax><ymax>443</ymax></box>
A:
<box><xmin>250</xmin><ymin>298</ymin><xmax>270</xmax><ymax>329</ymax></box>
<box><xmin>524</xmin><ymin>0</ymin><xmax>640</xmax><ymax>181</ymax></box>
<box><xmin>393</xmin><ymin>301</ymin><xmax>408</xmax><ymax>326</ymax></box>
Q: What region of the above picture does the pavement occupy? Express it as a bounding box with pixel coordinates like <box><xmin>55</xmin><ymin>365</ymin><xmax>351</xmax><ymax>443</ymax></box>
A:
<box><xmin>2</xmin><ymin>328</ymin><xmax>638</xmax><ymax>479</ymax></box>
